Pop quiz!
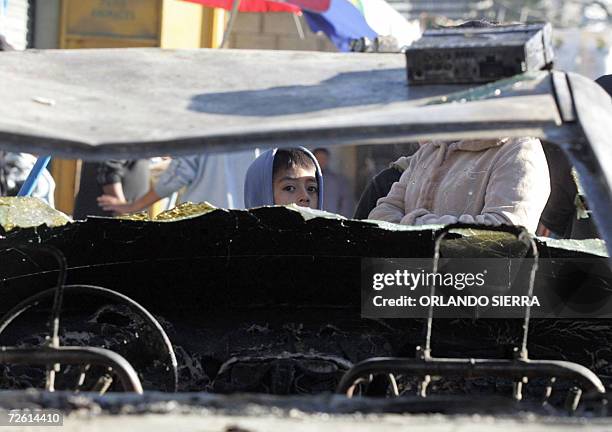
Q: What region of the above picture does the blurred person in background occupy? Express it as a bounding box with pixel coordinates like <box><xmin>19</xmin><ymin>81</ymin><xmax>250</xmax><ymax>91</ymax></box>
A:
<box><xmin>98</xmin><ymin>150</ymin><xmax>259</xmax><ymax>214</ymax></box>
<box><xmin>74</xmin><ymin>160</ymin><xmax>150</xmax><ymax>219</ymax></box>
<box><xmin>354</xmin><ymin>150</ymin><xmax>418</xmax><ymax>220</ymax></box>
<box><xmin>0</xmin><ymin>152</ymin><xmax>56</xmax><ymax>207</ymax></box>
<box><xmin>312</xmin><ymin>148</ymin><xmax>354</xmax><ymax>217</ymax></box>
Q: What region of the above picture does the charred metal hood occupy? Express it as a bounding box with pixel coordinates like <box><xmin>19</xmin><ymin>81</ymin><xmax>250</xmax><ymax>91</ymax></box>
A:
<box><xmin>0</xmin><ymin>49</ymin><xmax>560</xmax><ymax>158</ymax></box>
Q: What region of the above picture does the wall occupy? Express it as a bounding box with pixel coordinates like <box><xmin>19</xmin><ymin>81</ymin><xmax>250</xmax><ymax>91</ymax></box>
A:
<box><xmin>227</xmin><ymin>12</ymin><xmax>337</xmax><ymax>52</ymax></box>
<box><xmin>160</xmin><ymin>0</ymin><xmax>204</xmax><ymax>49</ymax></box>
<box><xmin>34</xmin><ymin>0</ymin><xmax>60</xmax><ymax>48</ymax></box>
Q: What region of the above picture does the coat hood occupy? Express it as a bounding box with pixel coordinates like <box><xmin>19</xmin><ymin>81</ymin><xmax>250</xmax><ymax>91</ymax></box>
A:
<box><xmin>244</xmin><ymin>147</ymin><xmax>324</xmax><ymax>210</ymax></box>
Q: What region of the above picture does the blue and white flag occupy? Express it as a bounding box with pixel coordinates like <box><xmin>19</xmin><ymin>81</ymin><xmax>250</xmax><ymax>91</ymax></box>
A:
<box><xmin>303</xmin><ymin>0</ymin><xmax>377</xmax><ymax>51</ymax></box>
<box><xmin>304</xmin><ymin>0</ymin><xmax>421</xmax><ymax>51</ymax></box>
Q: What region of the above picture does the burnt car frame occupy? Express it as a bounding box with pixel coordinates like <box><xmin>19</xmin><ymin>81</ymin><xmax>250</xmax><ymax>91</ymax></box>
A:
<box><xmin>0</xmin><ymin>47</ymin><xmax>611</xmax><ymax>429</ymax></box>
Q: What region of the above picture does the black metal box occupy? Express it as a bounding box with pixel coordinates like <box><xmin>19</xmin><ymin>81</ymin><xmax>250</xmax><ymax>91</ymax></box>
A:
<box><xmin>405</xmin><ymin>23</ymin><xmax>554</xmax><ymax>84</ymax></box>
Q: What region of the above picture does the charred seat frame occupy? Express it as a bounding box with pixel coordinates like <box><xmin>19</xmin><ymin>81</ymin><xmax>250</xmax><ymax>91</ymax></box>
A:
<box><xmin>0</xmin><ymin>245</ymin><xmax>178</xmax><ymax>393</ymax></box>
<box><xmin>336</xmin><ymin>224</ymin><xmax>607</xmax><ymax>412</ymax></box>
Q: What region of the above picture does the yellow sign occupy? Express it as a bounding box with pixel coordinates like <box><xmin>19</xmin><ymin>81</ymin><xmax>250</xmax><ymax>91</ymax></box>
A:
<box><xmin>64</xmin><ymin>0</ymin><xmax>161</xmax><ymax>40</ymax></box>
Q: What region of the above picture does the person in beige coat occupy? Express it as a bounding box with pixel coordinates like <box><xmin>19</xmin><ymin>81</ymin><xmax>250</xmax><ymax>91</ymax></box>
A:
<box><xmin>368</xmin><ymin>138</ymin><xmax>550</xmax><ymax>233</ymax></box>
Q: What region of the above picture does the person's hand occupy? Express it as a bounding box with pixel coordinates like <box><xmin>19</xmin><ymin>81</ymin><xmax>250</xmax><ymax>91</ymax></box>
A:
<box><xmin>97</xmin><ymin>194</ymin><xmax>133</xmax><ymax>215</ymax></box>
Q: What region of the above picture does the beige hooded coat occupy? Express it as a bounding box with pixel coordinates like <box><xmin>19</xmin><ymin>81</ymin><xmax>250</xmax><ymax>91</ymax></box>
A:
<box><xmin>368</xmin><ymin>138</ymin><xmax>550</xmax><ymax>233</ymax></box>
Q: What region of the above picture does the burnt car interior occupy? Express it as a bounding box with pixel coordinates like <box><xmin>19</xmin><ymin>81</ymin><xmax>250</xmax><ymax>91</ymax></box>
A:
<box><xmin>1</xmin><ymin>25</ymin><xmax>612</xmax><ymax>417</ymax></box>
<box><xmin>0</xmin><ymin>203</ymin><xmax>610</xmax><ymax>415</ymax></box>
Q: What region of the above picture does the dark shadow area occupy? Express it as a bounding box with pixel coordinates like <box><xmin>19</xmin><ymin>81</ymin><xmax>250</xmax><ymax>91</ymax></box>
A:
<box><xmin>186</xmin><ymin>69</ymin><xmax>551</xmax><ymax>118</ymax></box>
<box><xmin>188</xmin><ymin>69</ymin><xmax>415</xmax><ymax>117</ymax></box>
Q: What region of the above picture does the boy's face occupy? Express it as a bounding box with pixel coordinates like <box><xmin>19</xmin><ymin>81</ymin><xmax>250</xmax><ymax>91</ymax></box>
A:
<box><xmin>273</xmin><ymin>165</ymin><xmax>319</xmax><ymax>209</ymax></box>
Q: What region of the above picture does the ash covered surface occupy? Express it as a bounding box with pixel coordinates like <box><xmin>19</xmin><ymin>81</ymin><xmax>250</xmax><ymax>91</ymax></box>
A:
<box><xmin>0</xmin><ymin>389</ymin><xmax>611</xmax><ymax>432</ymax></box>
<box><xmin>0</xmin><ymin>206</ymin><xmax>610</xmax><ymax>406</ymax></box>
<box><xmin>0</xmin><ymin>389</ymin><xmax>560</xmax><ymax>416</ymax></box>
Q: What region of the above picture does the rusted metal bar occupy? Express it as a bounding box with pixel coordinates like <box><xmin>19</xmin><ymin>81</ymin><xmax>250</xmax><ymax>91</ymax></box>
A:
<box><xmin>0</xmin><ymin>346</ymin><xmax>143</xmax><ymax>394</ymax></box>
<box><xmin>336</xmin><ymin>357</ymin><xmax>606</xmax><ymax>397</ymax></box>
<box><xmin>0</xmin><ymin>284</ymin><xmax>178</xmax><ymax>392</ymax></box>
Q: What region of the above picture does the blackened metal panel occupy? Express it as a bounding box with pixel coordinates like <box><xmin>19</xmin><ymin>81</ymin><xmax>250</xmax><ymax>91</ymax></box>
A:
<box><xmin>564</xmin><ymin>73</ymin><xmax>612</xmax><ymax>251</ymax></box>
<box><xmin>0</xmin><ymin>49</ymin><xmax>562</xmax><ymax>159</ymax></box>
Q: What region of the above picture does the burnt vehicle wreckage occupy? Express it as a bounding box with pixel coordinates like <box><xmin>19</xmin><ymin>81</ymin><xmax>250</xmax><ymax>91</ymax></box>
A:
<box><xmin>0</xmin><ymin>24</ymin><xmax>612</xmax><ymax>425</ymax></box>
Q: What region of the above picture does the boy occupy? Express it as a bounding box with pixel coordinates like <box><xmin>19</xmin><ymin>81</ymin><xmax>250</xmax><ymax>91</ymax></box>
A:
<box><xmin>244</xmin><ymin>147</ymin><xmax>323</xmax><ymax>210</ymax></box>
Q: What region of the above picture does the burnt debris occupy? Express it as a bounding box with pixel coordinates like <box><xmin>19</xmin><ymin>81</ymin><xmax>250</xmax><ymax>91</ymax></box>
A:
<box><xmin>0</xmin><ymin>207</ymin><xmax>610</xmax><ymax>402</ymax></box>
